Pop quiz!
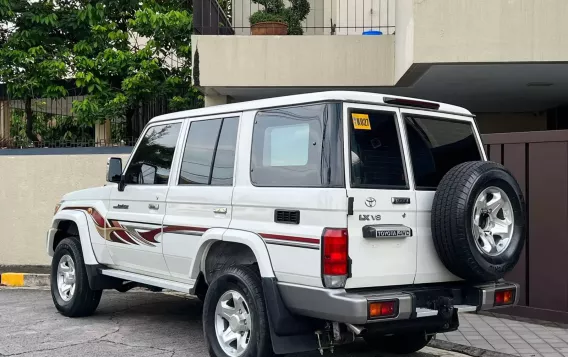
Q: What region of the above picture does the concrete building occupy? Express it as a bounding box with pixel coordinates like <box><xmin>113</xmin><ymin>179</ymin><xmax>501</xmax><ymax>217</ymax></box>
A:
<box><xmin>192</xmin><ymin>0</ymin><xmax>568</xmax><ymax>133</ymax></box>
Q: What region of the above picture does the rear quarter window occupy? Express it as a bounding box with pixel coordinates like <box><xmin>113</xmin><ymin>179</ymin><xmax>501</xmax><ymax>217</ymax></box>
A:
<box><xmin>250</xmin><ymin>103</ymin><xmax>344</xmax><ymax>188</ymax></box>
<box><xmin>404</xmin><ymin>115</ymin><xmax>482</xmax><ymax>190</ymax></box>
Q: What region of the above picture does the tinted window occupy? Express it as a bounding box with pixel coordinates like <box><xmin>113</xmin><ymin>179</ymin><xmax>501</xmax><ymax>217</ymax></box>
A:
<box><xmin>405</xmin><ymin>115</ymin><xmax>482</xmax><ymax>189</ymax></box>
<box><xmin>124</xmin><ymin>123</ymin><xmax>181</xmax><ymax>184</ymax></box>
<box><xmin>251</xmin><ymin>103</ymin><xmax>344</xmax><ymax>187</ymax></box>
<box><xmin>179</xmin><ymin>117</ymin><xmax>239</xmax><ymax>186</ymax></box>
<box><xmin>349</xmin><ymin>110</ymin><xmax>407</xmax><ymax>188</ymax></box>
<box><xmin>211</xmin><ymin>118</ymin><xmax>239</xmax><ymax>186</ymax></box>
<box><xmin>179</xmin><ymin>119</ymin><xmax>222</xmax><ymax>185</ymax></box>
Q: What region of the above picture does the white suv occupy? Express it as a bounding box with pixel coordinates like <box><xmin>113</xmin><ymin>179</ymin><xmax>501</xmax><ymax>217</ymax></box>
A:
<box><xmin>46</xmin><ymin>91</ymin><xmax>525</xmax><ymax>357</ymax></box>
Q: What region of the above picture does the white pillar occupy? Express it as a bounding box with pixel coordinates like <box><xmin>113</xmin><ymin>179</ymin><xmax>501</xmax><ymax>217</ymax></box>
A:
<box><xmin>0</xmin><ymin>100</ymin><xmax>11</xmax><ymax>141</ymax></box>
<box><xmin>204</xmin><ymin>94</ymin><xmax>229</xmax><ymax>107</ymax></box>
<box><xmin>94</xmin><ymin>119</ymin><xmax>111</xmax><ymax>146</ymax></box>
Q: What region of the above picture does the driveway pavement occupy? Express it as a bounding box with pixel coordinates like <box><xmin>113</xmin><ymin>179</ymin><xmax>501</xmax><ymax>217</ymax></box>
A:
<box><xmin>0</xmin><ymin>287</ymin><xmax>469</xmax><ymax>357</ymax></box>
<box><xmin>437</xmin><ymin>312</ymin><xmax>568</xmax><ymax>357</ymax></box>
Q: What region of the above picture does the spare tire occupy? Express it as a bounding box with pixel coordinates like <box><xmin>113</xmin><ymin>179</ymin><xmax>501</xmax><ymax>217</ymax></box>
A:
<box><xmin>431</xmin><ymin>161</ymin><xmax>526</xmax><ymax>282</ymax></box>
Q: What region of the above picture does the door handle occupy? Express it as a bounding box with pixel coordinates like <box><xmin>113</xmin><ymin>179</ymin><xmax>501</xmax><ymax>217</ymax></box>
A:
<box><xmin>213</xmin><ymin>207</ymin><xmax>227</xmax><ymax>214</ymax></box>
<box><xmin>148</xmin><ymin>203</ymin><xmax>159</xmax><ymax>210</ymax></box>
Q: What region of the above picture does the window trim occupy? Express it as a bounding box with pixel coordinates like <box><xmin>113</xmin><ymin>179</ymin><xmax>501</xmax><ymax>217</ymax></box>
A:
<box><xmin>345</xmin><ymin>105</ymin><xmax>410</xmax><ymax>191</ymax></box>
<box><xmin>122</xmin><ymin>120</ymin><xmax>184</xmax><ymax>186</ymax></box>
<box><xmin>249</xmin><ymin>102</ymin><xmax>345</xmax><ymax>188</ymax></box>
<box><xmin>176</xmin><ymin>114</ymin><xmax>241</xmax><ymax>187</ymax></box>
<box><xmin>402</xmin><ymin>113</ymin><xmax>484</xmax><ymax>191</ymax></box>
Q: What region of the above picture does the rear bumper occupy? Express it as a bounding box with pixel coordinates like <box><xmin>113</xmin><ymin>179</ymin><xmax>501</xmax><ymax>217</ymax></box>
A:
<box><xmin>277</xmin><ymin>281</ymin><xmax>519</xmax><ymax>325</ymax></box>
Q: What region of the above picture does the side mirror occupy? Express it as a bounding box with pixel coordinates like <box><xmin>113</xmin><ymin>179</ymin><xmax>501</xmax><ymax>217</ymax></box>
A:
<box><xmin>106</xmin><ymin>157</ymin><xmax>123</xmax><ymax>183</ymax></box>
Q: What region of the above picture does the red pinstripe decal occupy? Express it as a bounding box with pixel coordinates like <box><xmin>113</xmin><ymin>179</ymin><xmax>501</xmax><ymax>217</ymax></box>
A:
<box><xmin>164</xmin><ymin>225</ymin><xmax>208</xmax><ymax>233</ymax></box>
<box><xmin>260</xmin><ymin>233</ymin><xmax>320</xmax><ymax>245</ymax></box>
<box><xmin>62</xmin><ymin>207</ymin><xmax>319</xmax><ymax>248</ymax></box>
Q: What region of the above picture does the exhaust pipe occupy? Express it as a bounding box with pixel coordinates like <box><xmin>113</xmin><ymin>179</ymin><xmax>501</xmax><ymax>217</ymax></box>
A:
<box><xmin>345</xmin><ymin>323</ymin><xmax>366</xmax><ymax>336</ymax></box>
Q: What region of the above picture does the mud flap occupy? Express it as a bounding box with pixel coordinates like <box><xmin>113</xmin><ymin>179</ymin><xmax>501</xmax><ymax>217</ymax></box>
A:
<box><xmin>262</xmin><ymin>278</ymin><xmax>320</xmax><ymax>355</ymax></box>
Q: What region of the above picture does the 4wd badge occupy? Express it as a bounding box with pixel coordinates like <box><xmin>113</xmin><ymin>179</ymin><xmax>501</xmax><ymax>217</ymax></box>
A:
<box><xmin>362</xmin><ymin>225</ymin><xmax>413</xmax><ymax>239</ymax></box>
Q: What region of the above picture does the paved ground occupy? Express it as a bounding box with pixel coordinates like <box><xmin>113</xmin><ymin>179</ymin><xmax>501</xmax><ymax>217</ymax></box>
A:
<box><xmin>437</xmin><ymin>312</ymin><xmax>568</xmax><ymax>357</ymax></box>
<box><xmin>0</xmin><ymin>288</ymin><xmax>469</xmax><ymax>357</ymax></box>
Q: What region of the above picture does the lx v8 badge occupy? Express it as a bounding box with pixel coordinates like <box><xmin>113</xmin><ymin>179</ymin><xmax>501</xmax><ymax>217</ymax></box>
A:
<box><xmin>359</xmin><ymin>214</ymin><xmax>381</xmax><ymax>221</ymax></box>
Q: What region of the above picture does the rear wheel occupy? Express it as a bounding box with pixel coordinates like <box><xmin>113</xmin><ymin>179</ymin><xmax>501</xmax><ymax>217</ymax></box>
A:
<box><xmin>51</xmin><ymin>237</ymin><xmax>102</xmax><ymax>317</ymax></box>
<box><xmin>364</xmin><ymin>332</ymin><xmax>432</xmax><ymax>354</ymax></box>
<box><xmin>203</xmin><ymin>265</ymin><xmax>273</xmax><ymax>357</ymax></box>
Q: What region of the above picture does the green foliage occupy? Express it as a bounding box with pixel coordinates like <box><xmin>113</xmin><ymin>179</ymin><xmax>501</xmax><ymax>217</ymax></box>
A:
<box><xmin>0</xmin><ymin>0</ymin><xmax>202</xmax><ymax>143</ymax></box>
<box><xmin>9</xmin><ymin>108</ymin><xmax>94</xmax><ymax>147</ymax></box>
<box><xmin>250</xmin><ymin>0</ymin><xmax>310</xmax><ymax>35</ymax></box>
<box><xmin>0</xmin><ymin>0</ymin><xmax>74</xmax><ymax>142</ymax></box>
<box><xmin>249</xmin><ymin>11</ymin><xmax>285</xmax><ymax>25</ymax></box>
<box><xmin>70</xmin><ymin>0</ymin><xmax>201</xmax><ymax>131</ymax></box>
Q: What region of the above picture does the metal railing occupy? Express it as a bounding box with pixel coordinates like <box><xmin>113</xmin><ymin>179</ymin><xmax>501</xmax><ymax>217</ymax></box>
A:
<box><xmin>194</xmin><ymin>0</ymin><xmax>395</xmax><ymax>36</ymax></box>
<box><xmin>0</xmin><ymin>91</ymin><xmax>203</xmax><ymax>149</ymax></box>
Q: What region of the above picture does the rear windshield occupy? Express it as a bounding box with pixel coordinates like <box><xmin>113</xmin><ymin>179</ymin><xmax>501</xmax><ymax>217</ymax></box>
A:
<box><xmin>404</xmin><ymin>115</ymin><xmax>482</xmax><ymax>190</ymax></box>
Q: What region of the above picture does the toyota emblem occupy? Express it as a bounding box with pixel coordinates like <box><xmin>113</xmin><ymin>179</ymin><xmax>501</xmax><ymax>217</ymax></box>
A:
<box><xmin>365</xmin><ymin>197</ymin><xmax>377</xmax><ymax>208</ymax></box>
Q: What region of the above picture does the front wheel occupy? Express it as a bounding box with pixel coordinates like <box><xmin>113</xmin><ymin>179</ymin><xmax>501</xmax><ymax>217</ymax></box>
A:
<box><xmin>203</xmin><ymin>265</ymin><xmax>273</xmax><ymax>357</ymax></box>
<box><xmin>51</xmin><ymin>237</ymin><xmax>102</xmax><ymax>317</ymax></box>
<box><xmin>364</xmin><ymin>332</ymin><xmax>432</xmax><ymax>354</ymax></box>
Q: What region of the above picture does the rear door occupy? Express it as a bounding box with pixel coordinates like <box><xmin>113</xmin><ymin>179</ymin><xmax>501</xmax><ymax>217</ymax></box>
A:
<box><xmin>345</xmin><ymin>103</ymin><xmax>418</xmax><ymax>288</ymax></box>
<box><xmin>162</xmin><ymin>115</ymin><xmax>240</xmax><ymax>282</ymax></box>
<box><xmin>400</xmin><ymin>109</ymin><xmax>485</xmax><ymax>284</ymax></box>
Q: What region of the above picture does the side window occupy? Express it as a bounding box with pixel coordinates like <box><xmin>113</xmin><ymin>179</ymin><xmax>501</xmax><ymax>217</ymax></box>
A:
<box><xmin>251</xmin><ymin>103</ymin><xmax>344</xmax><ymax>187</ymax></box>
<box><xmin>124</xmin><ymin>123</ymin><xmax>181</xmax><ymax>185</ymax></box>
<box><xmin>179</xmin><ymin>117</ymin><xmax>239</xmax><ymax>186</ymax></box>
<box><xmin>405</xmin><ymin>115</ymin><xmax>482</xmax><ymax>190</ymax></box>
<box><xmin>211</xmin><ymin>118</ymin><xmax>239</xmax><ymax>186</ymax></box>
<box><xmin>349</xmin><ymin>109</ymin><xmax>407</xmax><ymax>189</ymax></box>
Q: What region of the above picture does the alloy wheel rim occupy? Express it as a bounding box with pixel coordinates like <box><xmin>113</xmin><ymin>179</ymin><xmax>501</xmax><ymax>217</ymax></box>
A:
<box><xmin>56</xmin><ymin>254</ymin><xmax>76</xmax><ymax>302</ymax></box>
<box><xmin>214</xmin><ymin>290</ymin><xmax>252</xmax><ymax>357</ymax></box>
<box><xmin>472</xmin><ymin>186</ymin><xmax>515</xmax><ymax>257</ymax></box>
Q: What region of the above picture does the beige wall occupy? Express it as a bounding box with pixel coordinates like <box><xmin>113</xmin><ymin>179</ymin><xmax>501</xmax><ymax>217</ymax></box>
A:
<box><xmin>410</xmin><ymin>0</ymin><xmax>568</xmax><ymax>64</ymax></box>
<box><xmin>0</xmin><ymin>152</ymin><xmax>130</xmax><ymax>266</ymax></box>
<box><xmin>476</xmin><ymin>112</ymin><xmax>547</xmax><ymax>134</ymax></box>
<box><xmin>192</xmin><ymin>35</ymin><xmax>395</xmax><ymax>87</ymax></box>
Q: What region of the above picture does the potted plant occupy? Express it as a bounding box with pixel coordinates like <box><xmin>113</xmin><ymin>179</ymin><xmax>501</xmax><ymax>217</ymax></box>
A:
<box><xmin>250</xmin><ymin>0</ymin><xmax>310</xmax><ymax>36</ymax></box>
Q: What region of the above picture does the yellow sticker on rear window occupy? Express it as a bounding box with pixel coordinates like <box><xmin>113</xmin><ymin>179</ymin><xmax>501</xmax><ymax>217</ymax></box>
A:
<box><xmin>352</xmin><ymin>113</ymin><xmax>371</xmax><ymax>130</ymax></box>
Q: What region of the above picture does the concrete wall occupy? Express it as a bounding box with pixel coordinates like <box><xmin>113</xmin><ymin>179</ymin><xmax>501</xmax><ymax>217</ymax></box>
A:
<box><xmin>476</xmin><ymin>112</ymin><xmax>547</xmax><ymax>134</ymax></box>
<box><xmin>0</xmin><ymin>148</ymin><xmax>131</xmax><ymax>266</ymax></box>
<box><xmin>410</xmin><ymin>0</ymin><xmax>568</xmax><ymax>64</ymax></box>
<box><xmin>192</xmin><ymin>35</ymin><xmax>395</xmax><ymax>87</ymax></box>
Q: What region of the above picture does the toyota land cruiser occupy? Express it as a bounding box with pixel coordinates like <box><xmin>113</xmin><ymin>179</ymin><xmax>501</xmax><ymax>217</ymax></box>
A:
<box><xmin>46</xmin><ymin>91</ymin><xmax>525</xmax><ymax>357</ymax></box>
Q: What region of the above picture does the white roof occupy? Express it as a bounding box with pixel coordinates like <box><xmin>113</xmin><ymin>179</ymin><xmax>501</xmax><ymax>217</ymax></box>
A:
<box><xmin>149</xmin><ymin>91</ymin><xmax>473</xmax><ymax>123</ymax></box>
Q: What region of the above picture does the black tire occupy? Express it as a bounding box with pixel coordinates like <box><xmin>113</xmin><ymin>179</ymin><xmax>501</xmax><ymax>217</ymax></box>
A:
<box><xmin>203</xmin><ymin>265</ymin><xmax>273</xmax><ymax>357</ymax></box>
<box><xmin>432</xmin><ymin>161</ymin><xmax>526</xmax><ymax>282</ymax></box>
<box><xmin>51</xmin><ymin>237</ymin><xmax>102</xmax><ymax>317</ymax></box>
<box><xmin>364</xmin><ymin>332</ymin><xmax>431</xmax><ymax>354</ymax></box>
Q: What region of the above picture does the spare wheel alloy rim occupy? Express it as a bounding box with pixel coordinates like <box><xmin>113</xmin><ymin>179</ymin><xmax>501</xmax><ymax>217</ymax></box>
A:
<box><xmin>472</xmin><ymin>186</ymin><xmax>515</xmax><ymax>257</ymax></box>
<box><xmin>214</xmin><ymin>290</ymin><xmax>252</xmax><ymax>357</ymax></box>
<box><xmin>56</xmin><ymin>254</ymin><xmax>76</xmax><ymax>301</ymax></box>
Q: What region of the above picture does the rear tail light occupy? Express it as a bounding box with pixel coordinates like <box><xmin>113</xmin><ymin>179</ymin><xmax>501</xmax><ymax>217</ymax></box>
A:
<box><xmin>494</xmin><ymin>289</ymin><xmax>515</xmax><ymax>306</ymax></box>
<box><xmin>322</xmin><ymin>228</ymin><xmax>348</xmax><ymax>288</ymax></box>
<box><xmin>368</xmin><ymin>300</ymin><xmax>398</xmax><ymax>319</ymax></box>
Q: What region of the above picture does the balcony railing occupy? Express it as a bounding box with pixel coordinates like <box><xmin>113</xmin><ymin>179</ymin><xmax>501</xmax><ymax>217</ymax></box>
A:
<box><xmin>194</xmin><ymin>0</ymin><xmax>395</xmax><ymax>36</ymax></box>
